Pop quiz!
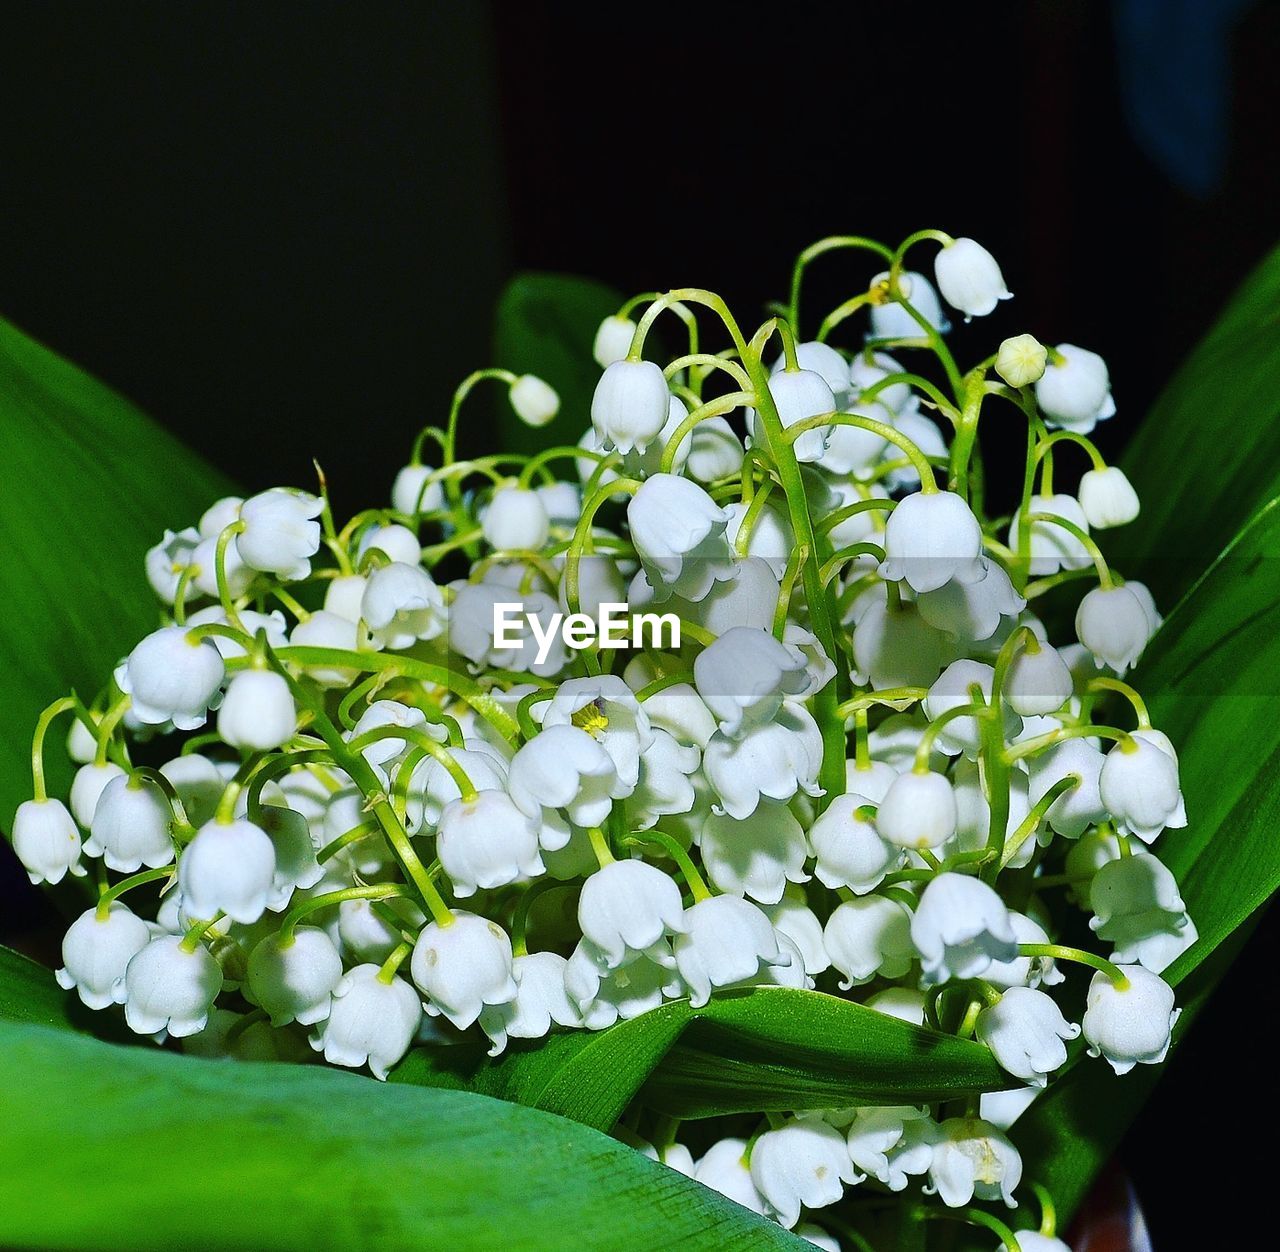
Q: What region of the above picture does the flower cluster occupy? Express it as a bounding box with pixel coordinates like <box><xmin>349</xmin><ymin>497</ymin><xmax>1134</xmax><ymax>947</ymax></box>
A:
<box><xmin>12</xmin><ymin>231</ymin><xmax>1190</xmax><ymax>1247</ymax></box>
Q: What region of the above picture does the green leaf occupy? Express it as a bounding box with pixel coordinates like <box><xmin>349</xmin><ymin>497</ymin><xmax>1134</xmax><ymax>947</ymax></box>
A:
<box><xmin>0</xmin><ymin>945</ymin><xmax>76</xmax><ymax>1030</ymax></box>
<box><xmin>0</xmin><ymin>317</ymin><xmax>232</xmax><ymax>831</ymax></box>
<box><xmin>1017</xmin><ymin>496</ymin><xmax>1280</xmax><ymax>1217</ymax></box>
<box><xmin>394</xmin><ymin>987</ymin><xmax>1008</xmax><ymax>1130</ymax></box>
<box><xmin>491</xmin><ymin>272</ymin><xmax>622</xmax><ymax>455</ymax></box>
<box><xmin>0</xmin><ymin>1019</ymin><xmax>803</xmax><ymax>1251</ymax></box>
<box><xmin>1110</xmin><ymin>241</ymin><xmax>1280</xmax><ymax>606</ymax></box>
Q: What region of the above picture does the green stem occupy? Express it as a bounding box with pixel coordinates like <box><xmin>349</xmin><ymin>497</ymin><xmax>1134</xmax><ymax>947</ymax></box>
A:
<box><xmin>30</xmin><ymin>696</ymin><xmax>76</xmax><ymax>802</ymax></box>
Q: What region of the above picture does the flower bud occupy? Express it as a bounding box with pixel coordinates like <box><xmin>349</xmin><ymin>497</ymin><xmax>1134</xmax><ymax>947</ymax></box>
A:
<box><xmin>482</xmin><ymin>484</ymin><xmax>550</xmax><ymax>551</ymax></box>
<box><xmin>592</xmin><ymin>313</ymin><xmax>637</xmax><ymax>368</ymax></box>
<box><xmin>509</xmin><ymin>374</ymin><xmax>560</xmax><ymax>427</ymax></box>
<box><xmin>217</xmin><ymin>669</ymin><xmax>297</xmax><ymax>752</ymax></box>
<box><xmin>995</xmin><ymin>334</ymin><xmax>1047</xmax><ymax>387</ymax></box>
<box><xmin>392</xmin><ymin>464</ymin><xmax>445</xmax><ymax>516</ymax></box>
<box><xmin>1078</xmin><ymin>465</ymin><xmax>1140</xmax><ymax>529</ymax></box>
<box><xmin>1004</xmin><ymin>642</ymin><xmax>1074</xmax><ymax>716</ymax></box>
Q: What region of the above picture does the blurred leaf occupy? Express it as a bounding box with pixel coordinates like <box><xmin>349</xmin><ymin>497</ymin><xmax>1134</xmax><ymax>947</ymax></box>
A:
<box><xmin>0</xmin><ymin>318</ymin><xmax>232</xmax><ymax>833</ymax></box>
<box><xmin>1018</xmin><ymin>497</ymin><xmax>1280</xmax><ymax>1218</ymax></box>
<box><xmin>0</xmin><ymin>1019</ymin><xmax>802</xmax><ymax>1251</ymax></box>
<box><xmin>395</xmin><ymin>987</ymin><xmax>1008</xmax><ymax>1131</ymax></box>
<box><xmin>1110</xmin><ymin>240</ymin><xmax>1280</xmax><ymax>606</ymax></box>
<box><xmin>491</xmin><ymin>272</ymin><xmax>621</xmax><ymax>455</ymax></box>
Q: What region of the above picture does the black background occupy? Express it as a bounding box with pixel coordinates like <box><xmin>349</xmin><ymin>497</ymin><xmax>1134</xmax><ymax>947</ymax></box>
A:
<box><xmin>0</xmin><ymin>4</ymin><xmax>1275</xmax><ymax>1247</ymax></box>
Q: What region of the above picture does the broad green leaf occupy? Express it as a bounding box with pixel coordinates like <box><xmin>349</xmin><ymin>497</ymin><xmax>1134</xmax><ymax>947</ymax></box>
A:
<box><xmin>0</xmin><ymin>317</ymin><xmax>232</xmax><ymax>832</ymax></box>
<box><xmin>0</xmin><ymin>1019</ymin><xmax>802</xmax><ymax>1251</ymax></box>
<box><xmin>491</xmin><ymin>272</ymin><xmax>622</xmax><ymax>455</ymax></box>
<box><xmin>1109</xmin><ymin>241</ymin><xmax>1280</xmax><ymax>606</ymax></box>
<box><xmin>0</xmin><ymin>945</ymin><xmax>75</xmax><ymax>1030</ymax></box>
<box><xmin>394</xmin><ymin>987</ymin><xmax>1008</xmax><ymax>1130</ymax></box>
<box><xmin>1017</xmin><ymin>497</ymin><xmax>1280</xmax><ymax>1218</ymax></box>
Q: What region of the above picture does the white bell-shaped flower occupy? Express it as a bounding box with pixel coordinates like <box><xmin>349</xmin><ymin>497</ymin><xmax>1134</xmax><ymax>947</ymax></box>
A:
<box><xmin>1004</xmin><ymin>642</ymin><xmax>1074</xmax><ymax>716</ymax></box>
<box><xmin>846</xmin><ymin>1107</ymin><xmax>938</xmax><ymax>1192</ymax></box>
<box><xmin>411</xmin><ymin>912</ymin><xmax>517</xmax><ymax>1029</ymax></box>
<box><xmin>564</xmin><ymin>943</ymin><xmax>681</xmax><ymax>1028</ymax></box>
<box><xmin>821</xmin><ymin>400</ymin><xmax>893</xmax><ymax>477</ymax></box>
<box><xmin>693</xmin><ymin>1139</ymin><xmax>768</xmax><ymax>1215</ymax></box>
<box><xmin>437</xmin><ymin>790</ymin><xmax>543</xmax><ymax>897</ymax></box>
<box><xmin>1010</xmin><ymin>1235</ymin><xmax>1071</xmax><ymax>1252</ymax></box>
<box><xmin>693</xmin><ymin>626</ymin><xmax>809</xmax><ymax>737</ymax></box>
<box><xmin>771</xmin><ymin>340</ymin><xmax>851</xmax><ymax>395</ymax></box>
<box><xmin>1027</xmin><ymin>738</ymin><xmax>1107</xmax><ymax>838</ymax></box>
<box><xmin>356</xmin><ymin>523</ymin><xmax>422</xmax><ymax>568</ymax></box>
<box><xmin>627</xmin><ymin>473</ymin><xmax>737</xmax><ymax>603</ymax></box>
<box><xmin>844</xmin><ymin>758</ymin><xmax>898</xmax><ymax>803</ymax></box>
<box><xmin>976</xmin><ymin>987</ymin><xmax>1080</xmax><ymax>1086</ymax></box>
<box><xmin>289</xmin><ymin>609</ymin><xmax>360</xmax><ymax>686</ymax></box>
<box><xmin>1076</xmin><ymin>584</ymin><xmax>1153</xmax><ymax>675</ymax></box>
<box><xmin>1089</xmin><ymin>851</ymin><xmax>1194</xmax><ymax>973</ymax></box>
<box><xmin>190</xmin><ymin>527</ymin><xmax>256</xmax><ymax>599</ymax></box>
<box><xmin>507</xmin><ymin>724</ymin><xmax>617</xmax><ymax>829</ymax></box>
<box><xmin>701</xmin><ymin>798</ymin><xmax>808</xmax><ymax>896</ymax></box>
<box><xmin>876</xmin><ymin>770</ymin><xmax>958</xmax><ymax>850</ymax></box>
<box><xmin>847</xmin><ymin>348</ymin><xmax>914</xmax><ymax>411</ymax></box>
<box><xmin>406</xmin><ymin>744</ymin><xmax>508</xmax><ymax>832</ymax></box>
<box><xmin>124</xmin><ymin>934</ymin><xmax>224</xmax><ymax>1038</ymax></box>
<box><xmin>310</xmin><ymin>964</ymin><xmax>421</xmax><ymax>1080</ymax></box>
<box><xmin>869</xmin><ymin>270</ymin><xmax>951</xmax><ymax>339</ymax></box>
<box><xmin>247</xmin><ymin>926</ymin><xmax>343</xmax><ymax>1026</ymax></box>
<box><xmin>1099</xmin><ymin>731</ymin><xmax>1187</xmax><ymax>841</ymax></box>
<box><xmin>146</xmin><ymin>526</ymin><xmax>201</xmax><ymax>603</ymax></box>
<box><xmin>916</xmin><ymin>558</ymin><xmax>1026</xmax><ymax>643</ymax></box>
<box><xmin>361</xmin><ymin>562</ymin><xmax>445</xmax><ymax>650</ymax></box>
<box><xmin>979</xmin><ymin>1086</ymin><xmax>1041</xmax><ymax>1131</ymax></box>
<box><xmin>69</xmin><ymin>760</ymin><xmax>126</xmax><ymax>827</ymax></box>
<box><xmin>1082</xmin><ymin>965</ymin><xmax>1180</xmax><ymax>1074</ymax></box>
<box><xmin>1008</xmin><ymin>493</ymin><xmax>1092</xmax><ymax>576</ymax></box>
<box><xmin>763</xmin><ymin>889</ymin><xmax>831</xmax><ymax>975</ymax></box>
<box><xmin>880</xmin><ymin>490</ymin><xmax>984</xmax><ymax>594</ymax></box>
<box><xmin>852</xmin><ymin>597</ymin><xmax>954</xmax><ymax>690</ymax></box>
<box><xmin>723</xmin><ymin>500</ymin><xmax>794</xmax><ymax>580</ymax></box>
<box><xmin>995</xmin><ymin>334</ymin><xmax>1047</xmax><ymax>388</ymax></box>
<box><xmin>984</xmin><ymin>911</ymin><xmax>1066</xmax><ymax>990</ymax></box>
<box><xmin>392</xmin><ymin>463</ymin><xmax>445</xmax><ymax>516</ymax></box>
<box><xmin>56</xmin><ymin>903</ymin><xmax>152</xmax><ymax>1009</ymax></box>
<box><xmin>703</xmin><ymin>702</ymin><xmax>823</xmax><ymax>820</ymax></box>
<box><xmin>185</xmin><ymin>607</ymin><xmax>287</xmax><ymax>661</ymax></box>
<box><xmin>542</xmin><ymin>674</ymin><xmax>653</xmax><ymax>795</ymax></box>
<box><xmin>823</xmin><ymin>895</ymin><xmax>915</xmax><ymax>986</ymax></box>
<box><xmin>217</xmin><ymin>669</ymin><xmax>297</xmax><ymax>751</ymax></box>
<box><xmin>116</xmin><ymin>626</ymin><xmax>225</xmax><ymax>730</ymax></box>
<box><xmin>483</xmin><ymin>484</ymin><xmax>550</xmax><ymax>551</ymax></box>
<box><xmin>750</xmin><ymin>1116</ymin><xmax>861</xmax><ymax>1229</ymax></box>
<box><xmin>1035</xmin><ymin>343</ymin><xmax>1115</xmax><ymax>433</ymax></box>
<box><xmin>928</xmin><ymin>1116</ymin><xmax>1022</xmax><ymax>1207</ymax></box>
<box><xmin>258</xmin><ymin>803</ymin><xmax>324</xmax><ymax>905</ymax></box>
<box><xmin>685</xmin><ymin>415</ymin><xmax>744</xmax><ymax>482</ymax></box>
<box><xmin>934</xmin><ymin>237</ymin><xmax>1011</xmax><ymax>319</ymax></box>
<box><xmin>480</xmin><ymin>951</ymin><xmax>581</xmax><ymax>1053</ymax></box>
<box><xmin>236</xmin><ymin>488</ymin><xmax>324</xmax><ymax>580</ymax></box>
<box><xmin>338</xmin><ymin>896</ymin><xmax>423</xmax><ymax>964</ymax></box>
<box><xmin>753</xmin><ymin>368</ymin><xmax>834</xmax><ymax>463</ymax></box>
<box><xmin>591</xmin><ymin>358</ymin><xmax>671</xmax><ymax>454</ymax></box>
<box><xmin>629</xmin><ymin>728</ymin><xmax>701</xmax><ymax>830</ymax></box>
<box><xmin>12</xmin><ymin>798</ymin><xmax>84</xmax><ymax>885</ymax></box>
<box><xmin>348</xmin><ymin>699</ymin><xmax>432</xmax><ymax>775</ymax></box>
<box><xmin>179</xmin><ymin>816</ymin><xmax>277</xmax><ymax>925</ymax></box>
<box><xmin>674</xmin><ymin>894</ymin><xmax>783</xmax><ymax>1008</ymax></box>
<box><xmin>592</xmin><ymin>314</ymin><xmax>637</xmax><ymax>368</ymax></box>
<box><xmin>621</xmin><ymin>393</ymin><xmax>694</xmax><ymax>478</ymax></box>
<box><xmin>158</xmin><ymin>753</ymin><xmax>225</xmax><ymax>828</ymax></box>
<box><xmin>578</xmin><ymin>859</ymin><xmax>685</xmax><ymax>968</ymax></box>
<box><xmin>86</xmin><ymin>773</ymin><xmax>175</xmax><ymax>872</ymax></box>
<box><xmin>810</xmin><ymin>792</ymin><xmax>903</xmax><ymax>893</ymax></box>
<box><xmin>866</xmin><ymin>987</ymin><xmax>927</xmax><ymax>1025</ymax></box>
<box><xmin>911</xmin><ymin>873</ymin><xmax>1018</xmax><ymax>984</ymax></box>
<box><xmin>1078</xmin><ymin>465</ymin><xmax>1139</xmax><ymax>529</ymax></box>
<box><xmin>924</xmin><ymin>660</ymin><xmax>1020</xmax><ymax>757</ymax></box>
<box><xmin>509</xmin><ymin>373</ymin><xmax>559</xmax><ymax>427</ymax></box>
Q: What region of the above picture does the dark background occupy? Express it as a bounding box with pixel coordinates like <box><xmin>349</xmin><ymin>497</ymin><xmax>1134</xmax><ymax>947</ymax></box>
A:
<box><xmin>0</xmin><ymin>3</ymin><xmax>1275</xmax><ymax>1247</ymax></box>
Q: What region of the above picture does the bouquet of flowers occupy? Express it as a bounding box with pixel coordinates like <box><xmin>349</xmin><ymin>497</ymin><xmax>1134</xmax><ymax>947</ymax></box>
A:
<box><xmin>3</xmin><ymin>229</ymin><xmax>1274</xmax><ymax>1250</ymax></box>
